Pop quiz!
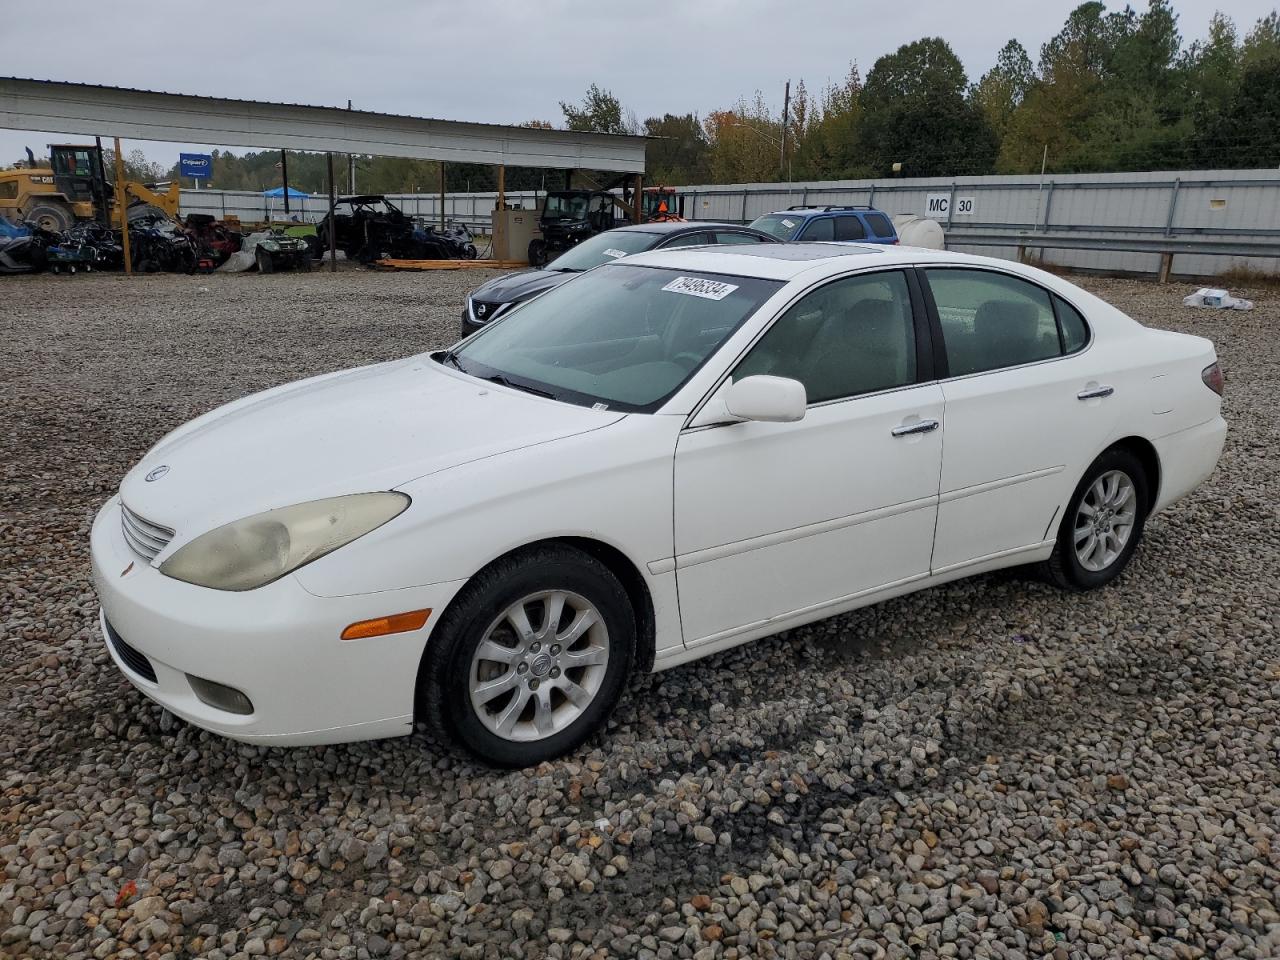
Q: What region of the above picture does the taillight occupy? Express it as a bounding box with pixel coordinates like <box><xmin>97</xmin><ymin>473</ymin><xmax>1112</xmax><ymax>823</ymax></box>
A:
<box><xmin>1202</xmin><ymin>361</ymin><xmax>1224</xmax><ymax>396</ymax></box>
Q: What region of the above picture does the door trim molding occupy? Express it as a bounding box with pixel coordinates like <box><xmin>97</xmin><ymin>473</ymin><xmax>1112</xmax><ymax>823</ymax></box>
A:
<box><xmin>675</xmin><ymin>493</ymin><xmax>938</xmax><ymax>570</ymax></box>
<box><xmin>938</xmin><ymin>465</ymin><xmax>1063</xmax><ymax>504</ymax></box>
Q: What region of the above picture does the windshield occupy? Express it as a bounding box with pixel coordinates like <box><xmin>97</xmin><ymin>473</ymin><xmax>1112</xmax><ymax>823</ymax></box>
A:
<box><xmin>749</xmin><ymin>214</ymin><xmax>803</xmax><ymax>240</ymax></box>
<box><xmin>546</xmin><ymin>230</ymin><xmax>660</xmax><ymax>272</ymax></box>
<box><xmin>645</xmin><ymin>192</ymin><xmax>678</xmax><ymax>217</ymax></box>
<box><xmin>448</xmin><ymin>263</ymin><xmax>781</xmax><ymax>412</ymax></box>
<box><xmin>542</xmin><ymin>194</ymin><xmax>590</xmax><ymax>220</ymax></box>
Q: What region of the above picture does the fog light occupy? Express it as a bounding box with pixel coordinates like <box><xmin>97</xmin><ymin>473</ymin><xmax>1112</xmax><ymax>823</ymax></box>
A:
<box><xmin>187</xmin><ymin>674</ymin><xmax>254</xmax><ymax>715</ymax></box>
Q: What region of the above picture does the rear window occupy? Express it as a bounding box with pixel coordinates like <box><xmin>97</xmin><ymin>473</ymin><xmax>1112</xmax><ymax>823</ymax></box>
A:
<box><xmin>833</xmin><ymin>216</ymin><xmax>867</xmax><ymax>241</ymax></box>
<box><xmin>866</xmin><ymin>213</ymin><xmax>895</xmax><ymax>237</ymax></box>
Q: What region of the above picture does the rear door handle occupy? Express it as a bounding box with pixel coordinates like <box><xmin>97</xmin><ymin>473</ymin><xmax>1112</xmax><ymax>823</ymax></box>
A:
<box><xmin>1077</xmin><ymin>385</ymin><xmax>1115</xmax><ymax>400</ymax></box>
<box><xmin>892</xmin><ymin>419</ymin><xmax>940</xmax><ymax>437</ymax></box>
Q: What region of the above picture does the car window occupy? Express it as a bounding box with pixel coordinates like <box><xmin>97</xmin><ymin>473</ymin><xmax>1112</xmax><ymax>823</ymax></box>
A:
<box><xmin>1054</xmin><ymin>295</ymin><xmax>1090</xmax><ymax>354</ymax></box>
<box><xmin>660</xmin><ymin>232</ymin><xmax>710</xmax><ymax>249</ymax></box>
<box><xmin>865</xmin><ymin>213</ymin><xmax>895</xmax><ymax>237</ymax></box>
<box><xmin>925</xmin><ymin>269</ymin><xmax>1062</xmax><ymax>376</ymax></box>
<box><xmin>734</xmin><ymin>270</ymin><xmax>917</xmax><ymax>404</ymax></box>
<box><xmin>833</xmin><ymin>216</ymin><xmax>867</xmax><ymax>241</ymax></box>
<box><xmin>714</xmin><ymin>231</ymin><xmax>769</xmax><ymax>245</ymax></box>
<box><xmin>544</xmin><ymin>230</ymin><xmax>659</xmax><ymax>271</ymax></box>
<box><xmin>798</xmin><ymin>218</ymin><xmax>834</xmax><ymax>241</ymax></box>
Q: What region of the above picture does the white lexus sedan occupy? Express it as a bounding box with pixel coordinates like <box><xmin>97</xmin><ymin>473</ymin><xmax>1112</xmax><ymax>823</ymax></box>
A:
<box><xmin>91</xmin><ymin>244</ymin><xmax>1226</xmax><ymax>766</ymax></box>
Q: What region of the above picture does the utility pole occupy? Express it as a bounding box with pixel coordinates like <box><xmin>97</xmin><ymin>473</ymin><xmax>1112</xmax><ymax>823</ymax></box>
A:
<box><xmin>780</xmin><ymin>79</ymin><xmax>790</xmax><ymax>181</ymax></box>
<box><xmin>280</xmin><ymin>149</ymin><xmax>290</xmax><ymax>218</ymax></box>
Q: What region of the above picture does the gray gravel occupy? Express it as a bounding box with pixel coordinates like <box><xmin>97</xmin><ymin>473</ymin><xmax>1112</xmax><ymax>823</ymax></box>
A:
<box><xmin>1</xmin><ymin>267</ymin><xmax>1277</xmax><ymax>959</ymax></box>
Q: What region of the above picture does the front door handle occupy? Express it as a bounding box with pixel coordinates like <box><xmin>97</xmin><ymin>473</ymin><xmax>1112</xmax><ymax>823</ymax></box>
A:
<box><xmin>1077</xmin><ymin>385</ymin><xmax>1115</xmax><ymax>401</ymax></box>
<box><xmin>892</xmin><ymin>419</ymin><xmax>940</xmax><ymax>437</ymax></box>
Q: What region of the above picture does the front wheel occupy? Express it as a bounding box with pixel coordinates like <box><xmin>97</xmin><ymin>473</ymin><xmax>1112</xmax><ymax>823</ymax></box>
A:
<box><xmin>255</xmin><ymin>247</ymin><xmax>274</xmax><ymax>274</ymax></box>
<box><xmin>527</xmin><ymin>238</ymin><xmax>547</xmax><ymax>267</ymax></box>
<box><xmin>1041</xmin><ymin>447</ymin><xmax>1149</xmax><ymax>591</ymax></box>
<box><xmin>418</xmin><ymin>545</ymin><xmax>634</xmax><ymax>767</ymax></box>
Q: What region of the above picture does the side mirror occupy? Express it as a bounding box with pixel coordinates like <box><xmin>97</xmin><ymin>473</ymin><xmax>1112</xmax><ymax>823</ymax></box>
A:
<box><xmin>724</xmin><ymin>375</ymin><xmax>807</xmax><ymax>423</ymax></box>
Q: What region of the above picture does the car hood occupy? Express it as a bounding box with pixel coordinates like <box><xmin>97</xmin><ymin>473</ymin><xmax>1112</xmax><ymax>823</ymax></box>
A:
<box><xmin>471</xmin><ymin>268</ymin><xmax>574</xmax><ymax>306</ymax></box>
<box><xmin>119</xmin><ymin>356</ymin><xmax>624</xmax><ymax>543</ymax></box>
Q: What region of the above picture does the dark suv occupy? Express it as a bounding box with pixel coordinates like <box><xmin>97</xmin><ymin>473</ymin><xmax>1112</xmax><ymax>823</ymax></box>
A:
<box><xmin>750</xmin><ymin>205</ymin><xmax>899</xmax><ymax>244</ymax></box>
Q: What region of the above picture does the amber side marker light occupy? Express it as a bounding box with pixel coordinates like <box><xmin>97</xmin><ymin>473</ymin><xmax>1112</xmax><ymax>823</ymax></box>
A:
<box><xmin>341</xmin><ymin>609</ymin><xmax>432</xmax><ymax>641</ymax></box>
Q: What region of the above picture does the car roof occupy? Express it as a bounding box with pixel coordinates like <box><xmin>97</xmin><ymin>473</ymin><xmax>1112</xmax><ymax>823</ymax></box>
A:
<box><xmin>608</xmin><ymin>221</ymin><xmax>748</xmax><ymax>235</ymax></box>
<box><xmin>618</xmin><ymin>243</ymin><xmax>1004</xmax><ymax>282</ymax></box>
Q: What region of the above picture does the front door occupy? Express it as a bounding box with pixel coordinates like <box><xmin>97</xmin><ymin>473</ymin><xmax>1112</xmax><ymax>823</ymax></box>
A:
<box><xmin>673</xmin><ymin>269</ymin><xmax>945</xmax><ymax>646</ymax></box>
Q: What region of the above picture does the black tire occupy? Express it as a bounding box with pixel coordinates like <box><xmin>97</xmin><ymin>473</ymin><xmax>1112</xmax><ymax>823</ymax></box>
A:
<box><xmin>527</xmin><ymin>239</ymin><xmax>547</xmax><ymax>267</ymax></box>
<box><xmin>1040</xmin><ymin>447</ymin><xmax>1149</xmax><ymax>591</ymax></box>
<box><xmin>136</xmin><ymin>259</ymin><xmax>158</xmax><ymax>274</ymax></box>
<box><xmin>255</xmin><ymin>247</ymin><xmax>274</xmax><ymax>274</ymax></box>
<box><xmin>22</xmin><ymin>202</ymin><xmax>75</xmax><ymax>233</ymax></box>
<box><xmin>299</xmin><ymin>254</ymin><xmax>312</xmax><ymax>272</ymax></box>
<box><xmin>418</xmin><ymin>544</ymin><xmax>635</xmax><ymax>767</ymax></box>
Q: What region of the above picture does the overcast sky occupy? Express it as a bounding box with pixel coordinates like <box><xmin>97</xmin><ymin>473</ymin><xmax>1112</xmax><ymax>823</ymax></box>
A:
<box><xmin>2</xmin><ymin>0</ymin><xmax>1275</xmax><ymax>168</ymax></box>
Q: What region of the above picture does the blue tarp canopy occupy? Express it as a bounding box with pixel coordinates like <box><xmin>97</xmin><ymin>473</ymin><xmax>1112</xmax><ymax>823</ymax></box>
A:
<box><xmin>262</xmin><ymin>186</ymin><xmax>310</xmax><ymax>198</ymax></box>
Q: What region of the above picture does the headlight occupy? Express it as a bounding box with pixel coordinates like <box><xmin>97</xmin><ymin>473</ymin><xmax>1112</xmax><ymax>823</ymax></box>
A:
<box><xmin>260</xmin><ymin>240</ymin><xmax>279</xmax><ymax>251</ymax></box>
<box><xmin>159</xmin><ymin>493</ymin><xmax>409</xmax><ymax>591</ymax></box>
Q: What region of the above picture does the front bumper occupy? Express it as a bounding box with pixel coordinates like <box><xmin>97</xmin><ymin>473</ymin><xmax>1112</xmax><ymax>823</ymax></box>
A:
<box><xmin>91</xmin><ymin>497</ymin><xmax>464</xmax><ymax>745</ymax></box>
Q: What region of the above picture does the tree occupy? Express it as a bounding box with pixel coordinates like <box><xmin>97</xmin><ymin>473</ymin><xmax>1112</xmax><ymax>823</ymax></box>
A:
<box><xmin>1241</xmin><ymin>11</ymin><xmax>1280</xmax><ymax>66</ymax></box>
<box><xmin>643</xmin><ymin>113</ymin><xmax>710</xmax><ymax>184</ymax></box>
<box><xmin>560</xmin><ymin>84</ymin><xmax>636</xmax><ymax>135</ymax></box>
<box><xmin>704</xmin><ymin>92</ymin><xmax>785</xmax><ymax>183</ymax></box>
<box><xmin>971</xmin><ymin>40</ymin><xmax>1035</xmax><ymax>140</ymax></box>
<box><xmin>793</xmin><ymin>64</ymin><xmax>869</xmax><ymax>180</ymax></box>
<box><xmin>858</xmin><ymin>37</ymin><xmax>997</xmax><ymax>176</ymax></box>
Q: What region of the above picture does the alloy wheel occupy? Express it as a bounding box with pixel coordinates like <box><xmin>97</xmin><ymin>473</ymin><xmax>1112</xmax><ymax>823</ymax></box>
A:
<box><xmin>1073</xmin><ymin>469</ymin><xmax>1137</xmax><ymax>572</ymax></box>
<box><xmin>468</xmin><ymin>590</ymin><xmax>610</xmax><ymax>742</ymax></box>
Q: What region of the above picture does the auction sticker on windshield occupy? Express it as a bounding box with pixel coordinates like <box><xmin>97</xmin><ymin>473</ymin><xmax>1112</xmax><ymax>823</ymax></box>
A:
<box><xmin>661</xmin><ymin>276</ymin><xmax>740</xmax><ymax>301</ymax></box>
<box><xmin>781</xmin><ymin>218</ymin><xmax>795</xmax><ymax>228</ymax></box>
<box><xmin>603</xmin><ymin>248</ymin><xmax>628</xmax><ymax>259</ymax></box>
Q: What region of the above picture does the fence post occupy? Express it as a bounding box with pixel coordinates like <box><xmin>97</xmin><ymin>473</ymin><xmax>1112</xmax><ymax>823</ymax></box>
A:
<box><xmin>946</xmin><ymin>182</ymin><xmax>957</xmax><ymax>229</ymax></box>
<box><xmin>868</xmin><ymin>183</ymin><xmax>876</xmax><ymax>207</ymax></box>
<box><xmin>1158</xmin><ymin>253</ymin><xmax>1174</xmax><ymax>284</ymax></box>
<box><xmin>741</xmin><ymin>189</ymin><xmax>749</xmax><ymax>223</ymax></box>
<box><xmin>1164</xmin><ymin>178</ymin><xmax>1181</xmax><ymax>237</ymax></box>
<box><xmin>1041</xmin><ymin>182</ymin><xmax>1055</xmax><ymax>231</ymax></box>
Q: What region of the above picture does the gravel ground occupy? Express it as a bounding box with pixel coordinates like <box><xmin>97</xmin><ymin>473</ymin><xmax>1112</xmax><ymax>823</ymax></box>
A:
<box><xmin>1</xmin><ymin>267</ymin><xmax>1277</xmax><ymax>960</ymax></box>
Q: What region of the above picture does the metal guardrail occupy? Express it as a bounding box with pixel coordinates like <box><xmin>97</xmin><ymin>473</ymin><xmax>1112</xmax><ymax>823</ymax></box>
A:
<box><xmin>948</xmin><ymin>231</ymin><xmax>1280</xmax><ymax>281</ymax></box>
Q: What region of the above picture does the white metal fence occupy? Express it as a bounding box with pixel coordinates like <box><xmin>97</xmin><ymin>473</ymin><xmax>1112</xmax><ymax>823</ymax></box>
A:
<box><xmin>179</xmin><ymin>168</ymin><xmax>1280</xmax><ymax>277</ymax></box>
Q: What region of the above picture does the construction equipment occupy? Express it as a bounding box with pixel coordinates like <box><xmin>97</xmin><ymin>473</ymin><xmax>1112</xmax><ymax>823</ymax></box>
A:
<box><xmin>0</xmin><ymin>144</ymin><xmax>181</xmax><ymax>231</ymax></box>
<box><xmin>642</xmin><ymin>186</ymin><xmax>685</xmax><ymax>221</ymax></box>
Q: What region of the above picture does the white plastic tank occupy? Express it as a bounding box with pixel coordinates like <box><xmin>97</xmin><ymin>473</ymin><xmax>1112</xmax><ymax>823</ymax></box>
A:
<box><xmin>892</xmin><ymin>215</ymin><xmax>945</xmax><ymax>250</ymax></box>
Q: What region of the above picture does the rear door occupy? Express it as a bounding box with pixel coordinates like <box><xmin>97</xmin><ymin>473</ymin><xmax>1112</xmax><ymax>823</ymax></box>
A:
<box><xmin>921</xmin><ymin>266</ymin><xmax>1116</xmax><ymax>573</ymax></box>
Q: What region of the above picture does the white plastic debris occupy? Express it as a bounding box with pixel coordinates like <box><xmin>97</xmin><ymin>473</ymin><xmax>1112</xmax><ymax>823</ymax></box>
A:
<box><xmin>1183</xmin><ymin>287</ymin><xmax>1253</xmax><ymax>310</ymax></box>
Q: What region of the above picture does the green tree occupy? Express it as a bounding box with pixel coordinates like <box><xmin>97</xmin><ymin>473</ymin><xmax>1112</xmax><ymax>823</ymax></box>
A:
<box><xmin>643</xmin><ymin>113</ymin><xmax>710</xmax><ymax>184</ymax></box>
<box><xmin>793</xmin><ymin>64</ymin><xmax>869</xmax><ymax>180</ymax></box>
<box><xmin>971</xmin><ymin>40</ymin><xmax>1035</xmax><ymax>141</ymax></box>
<box><xmin>858</xmin><ymin>37</ymin><xmax>997</xmax><ymax>176</ymax></box>
<box><xmin>560</xmin><ymin>84</ymin><xmax>636</xmax><ymax>135</ymax></box>
<box><xmin>704</xmin><ymin>92</ymin><xmax>785</xmax><ymax>183</ymax></box>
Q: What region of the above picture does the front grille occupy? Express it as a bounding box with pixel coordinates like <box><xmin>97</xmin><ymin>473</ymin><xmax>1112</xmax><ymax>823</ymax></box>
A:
<box><xmin>120</xmin><ymin>503</ymin><xmax>175</xmax><ymax>562</ymax></box>
<box><xmin>104</xmin><ymin>619</ymin><xmax>157</xmax><ymax>683</ymax></box>
<box><xmin>470</xmin><ymin>299</ymin><xmax>507</xmax><ymax>324</ymax></box>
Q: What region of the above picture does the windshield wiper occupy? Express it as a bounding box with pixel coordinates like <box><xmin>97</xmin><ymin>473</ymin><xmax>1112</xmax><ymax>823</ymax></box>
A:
<box><xmin>481</xmin><ymin>373</ymin><xmax>557</xmax><ymax>399</ymax></box>
<box><xmin>552</xmin><ymin>266</ymin><xmax>583</xmax><ymax>273</ymax></box>
<box><xmin>437</xmin><ymin>349</ymin><xmax>464</xmax><ymax>370</ymax></box>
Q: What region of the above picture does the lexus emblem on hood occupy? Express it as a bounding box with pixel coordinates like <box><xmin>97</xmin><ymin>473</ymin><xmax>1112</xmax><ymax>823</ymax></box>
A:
<box><xmin>145</xmin><ymin>465</ymin><xmax>170</xmax><ymax>482</ymax></box>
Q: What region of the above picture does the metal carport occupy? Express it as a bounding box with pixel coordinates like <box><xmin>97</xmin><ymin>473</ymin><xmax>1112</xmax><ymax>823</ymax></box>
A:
<box><xmin>0</xmin><ymin>77</ymin><xmax>647</xmax><ymax>268</ymax></box>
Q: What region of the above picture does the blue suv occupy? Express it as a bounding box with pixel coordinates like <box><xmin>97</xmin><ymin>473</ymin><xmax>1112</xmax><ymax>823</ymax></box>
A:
<box><xmin>750</xmin><ymin>205</ymin><xmax>899</xmax><ymax>244</ymax></box>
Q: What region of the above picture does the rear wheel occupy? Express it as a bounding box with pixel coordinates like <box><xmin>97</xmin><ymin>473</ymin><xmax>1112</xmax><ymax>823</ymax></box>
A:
<box><xmin>418</xmin><ymin>545</ymin><xmax>634</xmax><ymax>767</ymax></box>
<box><xmin>527</xmin><ymin>238</ymin><xmax>547</xmax><ymax>267</ymax></box>
<box><xmin>1041</xmin><ymin>447</ymin><xmax>1149</xmax><ymax>591</ymax></box>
